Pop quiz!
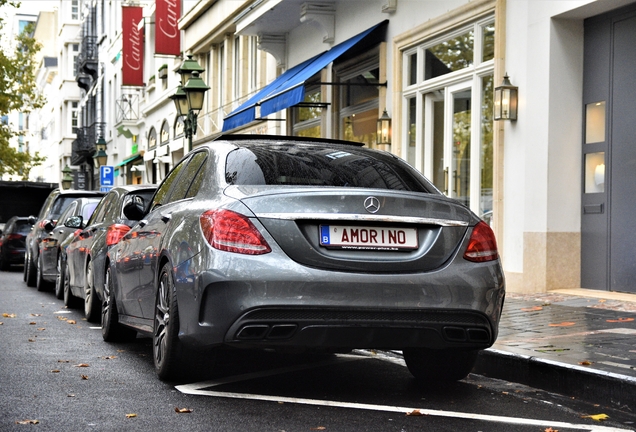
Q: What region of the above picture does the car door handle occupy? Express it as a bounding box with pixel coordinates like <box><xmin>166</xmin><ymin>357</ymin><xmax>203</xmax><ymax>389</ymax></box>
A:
<box><xmin>161</xmin><ymin>214</ymin><xmax>172</xmax><ymax>223</ymax></box>
<box><xmin>139</xmin><ymin>220</ymin><xmax>148</xmax><ymax>227</ymax></box>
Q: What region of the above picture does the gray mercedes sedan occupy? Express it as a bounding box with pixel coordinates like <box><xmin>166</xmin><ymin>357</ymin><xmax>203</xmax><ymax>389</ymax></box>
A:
<box><xmin>105</xmin><ymin>135</ymin><xmax>505</xmax><ymax>383</ymax></box>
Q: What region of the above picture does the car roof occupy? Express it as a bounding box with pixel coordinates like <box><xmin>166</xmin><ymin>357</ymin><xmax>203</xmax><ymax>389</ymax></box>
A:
<box><xmin>213</xmin><ymin>134</ymin><xmax>365</xmax><ymax>147</ymax></box>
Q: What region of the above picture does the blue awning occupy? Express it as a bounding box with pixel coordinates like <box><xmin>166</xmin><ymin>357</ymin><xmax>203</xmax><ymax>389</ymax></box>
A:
<box><xmin>222</xmin><ymin>21</ymin><xmax>386</xmax><ymax>132</ymax></box>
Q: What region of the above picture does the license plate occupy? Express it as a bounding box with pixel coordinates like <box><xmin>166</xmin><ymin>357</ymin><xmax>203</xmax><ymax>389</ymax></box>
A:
<box><xmin>319</xmin><ymin>225</ymin><xmax>418</xmax><ymax>251</ymax></box>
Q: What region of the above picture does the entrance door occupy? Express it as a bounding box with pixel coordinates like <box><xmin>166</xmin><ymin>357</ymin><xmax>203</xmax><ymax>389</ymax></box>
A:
<box><xmin>423</xmin><ymin>82</ymin><xmax>475</xmax><ymax>209</ymax></box>
<box><xmin>582</xmin><ymin>7</ymin><xmax>636</xmax><ymax>293</ymax></box>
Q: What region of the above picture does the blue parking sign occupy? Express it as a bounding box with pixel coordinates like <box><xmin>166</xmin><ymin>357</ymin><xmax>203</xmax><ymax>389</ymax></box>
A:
<box><xmin>100</xmin><ymin>165</ymin><xmax>114</xmax><ymax>186</ymax></box>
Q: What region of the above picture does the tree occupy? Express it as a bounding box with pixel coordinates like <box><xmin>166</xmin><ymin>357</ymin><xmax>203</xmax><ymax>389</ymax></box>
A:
<box><xmin>0</xmin><ymin>0</ymin><xmax>46</xmax><ymax>180</ymax></box>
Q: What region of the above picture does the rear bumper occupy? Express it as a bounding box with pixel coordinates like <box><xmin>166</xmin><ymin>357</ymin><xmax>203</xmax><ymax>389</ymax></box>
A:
<box><xmin>225</xmin><ymin>306</ymin><xmax>496</xmax><ymax>350</ymax></box>
<box><xmin>173</xmin><ymin>250</ymin><xmax>505</xmax><ymax>352</ymax></box>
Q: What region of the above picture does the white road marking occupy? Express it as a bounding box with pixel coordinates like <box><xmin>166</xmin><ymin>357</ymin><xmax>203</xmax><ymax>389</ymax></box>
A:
<box><xmin>176</xmin><ymin>351</ymin><xmax>633</xmax><ymax>432</ymax></box>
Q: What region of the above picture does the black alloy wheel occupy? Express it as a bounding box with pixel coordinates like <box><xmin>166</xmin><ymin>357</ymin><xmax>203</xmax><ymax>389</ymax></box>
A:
<box><xmin>25</xmin><ymin>250</ymin><xmax>36</xmax><ymax>287</ymax></box>
<box><xmin>54</xmin><ymin>253</ymin><xmax>64</xmax><ymax>299</ymax></box>
<box><xmin>84</xmin><ymin>260</ymin><xmax>101</xmax><ymax>322</ymax></box>
<box><xmin>102</xmin><ymin>266</ymin><xmax>136</xmax><ymax>342</ymax></box>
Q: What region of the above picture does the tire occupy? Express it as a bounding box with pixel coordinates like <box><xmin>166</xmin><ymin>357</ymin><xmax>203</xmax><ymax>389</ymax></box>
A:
<box><xmin>84</xmin><ymin>260</ymin><xmax>101</xmax><ymax>322</ymax></box>
<box><xmin>25</xmin><ymin>250</ymin><xmax>37</xmax><ymax>287</ymax></box>
<box><xmin>36</xmin><ymin>255</ymin><xmax>51</xmax><ymax>292</ymax></box>
<box><xmin>153</xmin><ymin>262</ymin><xmax>214</xmax><ymax>382</ymax></box>
<box><xmin>63</xmin><ymin>262</ymin><xmax>81</xmax><ymax>309</ymax></box>
<box><xmin>0</xmin><ymin>251</ymin><xmax>8</xmax><ymax>271</ymax></box>
<box><xmin>54</xmin><ymin>253</ymin><xmax>65</xmax><ymax>299</ymax></box>
<box><xmin>102</xmin><ymin>266</ymin><xmax>137</xmax><ymax>342</ymax></box>
<box><xmin>402</xmin><ymin>348</ymin><xmax>479</xmax><ymax>383</ymax></box>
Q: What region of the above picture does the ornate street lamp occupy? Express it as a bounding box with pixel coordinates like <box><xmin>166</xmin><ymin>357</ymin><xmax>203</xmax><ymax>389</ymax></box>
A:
<box><xmin>61</xmin><ymin>165</ymin><xmax>73</xmax><ymax>190</ymax></box>
<box><xmin>93</xmin><ymin>136</ymin><xmax>108</xmax><ymax>168</ymax></box>
<box><xmin>171</xmin><ymin>55</ymin><xmax>209</xmax><ymax>153</ymax></box>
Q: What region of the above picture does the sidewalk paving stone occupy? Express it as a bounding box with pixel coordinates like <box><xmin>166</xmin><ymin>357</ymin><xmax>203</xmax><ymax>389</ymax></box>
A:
<box><xmin>473</xmin><ymin>291</ymin><xmax>636</xmax><ymax>413</ymax></box>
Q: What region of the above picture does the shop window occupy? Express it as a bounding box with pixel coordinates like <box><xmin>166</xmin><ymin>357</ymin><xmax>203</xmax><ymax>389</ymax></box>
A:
<box><xmin>148</xmin><ymin>128</ymin><xmax>157</xmax><ymax>150</ymax></box>
<box><xmin>292</xmin><ymin>83</ymin><xmax>323</xmax><ymax>138</ymax></box>
<box><xmin>160</xmin><ymin>121</ymin><xmax>170</xmax><ymax>146</ymax></box>
<box><xmin>401</xmin><ymin>16</ymin><xmax>495</xmax><ymax>215</ymax></box>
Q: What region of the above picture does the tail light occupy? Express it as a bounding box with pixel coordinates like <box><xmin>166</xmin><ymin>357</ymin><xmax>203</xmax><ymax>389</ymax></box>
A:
<box><xmin>463</xmin><ymin>221</ymin><xmax>499</xmax><ymax>263</ymax></box>
<box><xmin>200</xmin><ymin>209</ymin><xmax>271</xmax><ymax>255</ymax></box>
<box><xmin>106</xmin><ymin>224</ymin><xmax>131</xmax><ymax>246</ymax></box>
<box><xmin>7</xmin><ymin>234</ymin><xmax>22</xmax><ymax>241</ymax></box>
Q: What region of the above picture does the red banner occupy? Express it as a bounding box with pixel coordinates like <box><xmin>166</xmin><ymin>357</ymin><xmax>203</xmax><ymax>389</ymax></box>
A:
<box><xmin>155</xmin><ymin>0</ymin><xmax>181</xmax><ymax>56</ymax></box>
<box><xmin>122</xmin><ymin>6</ymin><xmax>144</xmax><ymax>86</ymax></box>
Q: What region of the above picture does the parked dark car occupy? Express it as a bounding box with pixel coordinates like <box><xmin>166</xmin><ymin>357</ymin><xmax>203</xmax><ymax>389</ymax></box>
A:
<box><xmin>105</xmin><ymin>135</ymin><xmax>506</xmax><ymax>383</ymax></box>
<box><xmin>0</xmin><ymin>216</ymin><xmax>34</xmax><ymax>270</ymax></box>
<box><xmin>24</xmin><ymin>189</ymin><xmax>104</xmax><ymax>290</ymax></box>
<box><xmin>34</xmin><ymin>197</ymin><xmax>102</xmax><ymax>299</ymax></box>
<box><xmin>64</xmin><ymin>185</ymin><xmax>156</xmax><ymax>322</ymax></box>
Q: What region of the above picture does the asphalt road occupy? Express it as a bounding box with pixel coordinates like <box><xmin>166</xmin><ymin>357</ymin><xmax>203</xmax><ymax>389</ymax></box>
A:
<box><xmin>1</xmin><ymin>265</ymin><xmax>635</xmax><ymax>432</ymax></box>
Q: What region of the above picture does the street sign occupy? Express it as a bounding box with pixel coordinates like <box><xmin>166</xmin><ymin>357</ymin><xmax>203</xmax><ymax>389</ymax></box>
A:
<box><xmin>100</xmin><ymin>186</ymin><xmax>113</xmax><ymax>192</ymax></box>
<box><xmin>100</xmin><ymin>166</ymin><xmax>114</xmax><ymax>186</ymax></box>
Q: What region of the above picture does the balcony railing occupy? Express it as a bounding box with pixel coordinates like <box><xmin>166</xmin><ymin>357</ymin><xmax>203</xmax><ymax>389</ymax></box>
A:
<box><xmin>71</xmin><ymin>122</ymin><xmax>106</xmax><ymax>165</ymax></box>
<box><xmin>116</xmin><ymin>93</ymin><xmax>140</xmax><ymax>123</ymax></box>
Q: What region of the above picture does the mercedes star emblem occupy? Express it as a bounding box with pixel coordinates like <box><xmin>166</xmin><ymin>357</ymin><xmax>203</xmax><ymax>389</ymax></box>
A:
<box><xmin>364</xmin><ymin>196</ymin><xmax>381</xmax><ymax>214</ymax></box>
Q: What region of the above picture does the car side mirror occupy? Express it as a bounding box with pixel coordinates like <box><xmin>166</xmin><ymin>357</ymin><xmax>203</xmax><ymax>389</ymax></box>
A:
<box><xmin>44</xmin><ymin>220</ymin><xmax>56</xmax><ymax>232</ymax></box>
<box><xmin>64</xmin><ymin>216</ymin><xmax>83</xmax><ymax>229</ymax></box>
<box><xmin>123</xmin><ymin>195</ymin><xmax>146</xmax><ymax>221</ymax></box>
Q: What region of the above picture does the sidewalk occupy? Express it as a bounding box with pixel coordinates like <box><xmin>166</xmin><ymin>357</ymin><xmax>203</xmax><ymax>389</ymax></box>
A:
<box><xmin>473</xmin><ymin>288</ymin><xmax>636</xmax><ymax>412</ymax></box>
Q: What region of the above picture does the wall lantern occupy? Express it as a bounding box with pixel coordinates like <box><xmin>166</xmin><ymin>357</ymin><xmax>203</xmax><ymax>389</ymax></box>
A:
<box><xmin>376</xmin><ymin>109</ymin><xmax>392</xmax><ymax>145</ymax></box>
<box><xmin>494</xmin><ymin>74</ymin><xmax>518</xmax><ymax>121</ymax></box>
<box><xmin>61</xmin><ymin>165</ymin><xmax>73</xmax><ymax>190</ymax></box>
<box><xmin>93</xmin><ymin>136</ymin><xmax>108</xmax><ymax>168</ymax></box>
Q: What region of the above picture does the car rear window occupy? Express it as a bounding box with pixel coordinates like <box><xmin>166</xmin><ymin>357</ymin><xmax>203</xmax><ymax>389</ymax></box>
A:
<box><xmin>225</xmin><ymin>143</ymin><xmax>433</xmax><ymax>192</ymax></box>
<box><xmin>49</xmin><ymin>196</ymin><xmax>82</xmax><ymax>220</ymax></box>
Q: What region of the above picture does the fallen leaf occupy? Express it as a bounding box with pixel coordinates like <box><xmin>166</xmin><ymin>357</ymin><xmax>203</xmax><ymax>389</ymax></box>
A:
<box><xmin>50</xmin><ymin>370</ymin><xmax>60</xmax><ymax>373</ymax></box>
<box><xmin>579</xmin><ymin>360</ymin><xmax>592</xmax><ymax>366</ymax></box>
<box><xmin>28</xmin><ymin>338</ymin><xmax>35</xmax><ymax>342</ymax></box>
<box><xmin>117</xmin><ymin>349</ymin><xmax>126</xmax><ymax>353</ymax></box>
<box><xmin>67</xmin><ymin>320</ymin><xmax>76</xmax><ymax>325</ymax></box>
<box><xmin>549</xmin><ymin>322</ymin><xmax>576</xmax><ymax>327</ymax></box>
<box><xmin>582</xmin><ymin>413</ymin><xmax>609</xmax><ymax>421</ymax></box>
<box><xmin>174</xmin><ymin>407</ymin><xmax>193</xmax><ymax>413</ymax></box>
<box><xmin>0</xmin><ymin>322</ymin><xmax>4</xmax><ymax>325</ymax></box>
<box><xmin>3</xmin><ymin>313</ymin><xmax>16</xmax><ymax>318</ymax></box>
<box><xmin>67</xmin><ymin>394</ymin><xmax>75</xmax><ymax>398</ymax></box>
<box><xmin>406</xmin><ymin>409</ymin><xmax>425</xmax><ymax>416</ymax></box>
<box><xmin>30</xmin><ymin>314</ymin><xmax>42</xmax><ymax>317</ymax></box>
<box><xmin>606</xmin><ymin>317</ymin><xmax>634</xmax><ymax>323</ymax></box>
<box><xmin>521</xmin><ymin>306</ymin><xmax>543</xmax><ymax>312</ymax></box>
<box><xmin>100</xmin><ymin>356</ymin><xmax>117</xmax><ymax>360</ymax></box>
<box><xmin>37</xmin><ymin>328</ymin><xmax>45</xmax><ymax>331</ymax></box>
<box><xmin>29</xmin><ymin>322</ymin><xmax>36</xmax><ymax>325</ymax></box>
<box><xmin>80</xmin><ymin>375</ymin><xmax>89</xmax><ymax>380</ymax></box>
<box><xmin>598</xmin><ymin>299</ymin><xmax>606</xmax><ymax>303</ymax></box>
<box><xmin>310</xmin><ymin>428</ymin><xmax>326</xmax><ymax>431</ymax></box>
<box><xmin>58</xmin><ymin>360</ymin><xmax>70</xmax><ymax>363</ymax></box>
<box><xmin>126</xmin><ymin>413</ymin><xmax>137</xmax><ymax>418</ymax></box>
<box><xmin>15</xmin><ymin>419</ymin><xmax>39</xmax><ymax>425</ymax></box>
<box><xmin>74</xmin><ymin>364</ymin><xmax>90</xmax><ymax>368</ymax></box>
<box><xmin>544</xmin><ymin>428</ymin><xmax>558</xmax><ymax>432</ymax></box>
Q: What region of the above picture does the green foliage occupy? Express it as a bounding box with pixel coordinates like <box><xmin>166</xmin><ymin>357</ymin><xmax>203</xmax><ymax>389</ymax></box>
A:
<box><xmin>0</xmin><ymin>0</ymin><xmax>47</xmax><ymax>179</ymax></box>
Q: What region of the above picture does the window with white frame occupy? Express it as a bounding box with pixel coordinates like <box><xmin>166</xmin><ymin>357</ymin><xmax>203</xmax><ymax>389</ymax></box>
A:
<box><xmin>70</xmin><ymin>101</ymin><xmax>78</xmax><ymax>135</ymax></box>
<box><xmin>401</xmin><ymin>18</ymin><xmax>494</xmax><ymax>216</ymax></box>
<box><xmin>71</xmin><ymin>0</ymin><xmax>79</xmax><ymax>20</ymax></box>
<box><xmin>335</xmin><ymin>50</ymin><xmax>380</xmax><ymax>147</ymax></box>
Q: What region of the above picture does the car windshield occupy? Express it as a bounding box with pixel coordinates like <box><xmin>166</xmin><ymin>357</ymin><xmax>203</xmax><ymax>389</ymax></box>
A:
<box><xmin>49</xmin><ymin>196</ymin><xmax>83</xmax><ymax>220</ymax></box>
<box><xmin>82</xmin><ymin>202</ymin><xmax>99</xmax><ymax>220</ymax></box>
<box><xmin>225</xmin><ymin>143</ymin><xmax>433</xmax><ymax>192</ymax></box>
<box><xmin>14</xmin><ymin>221</ymin><xmax>32</xmax><ymax>235</ymax></box>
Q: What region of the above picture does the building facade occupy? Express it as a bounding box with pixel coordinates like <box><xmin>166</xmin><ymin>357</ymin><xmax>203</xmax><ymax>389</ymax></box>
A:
<box><xmin>22</xmin><ymin>0</ymin><xmax>636</xmax><ymax>295</ymax></box>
